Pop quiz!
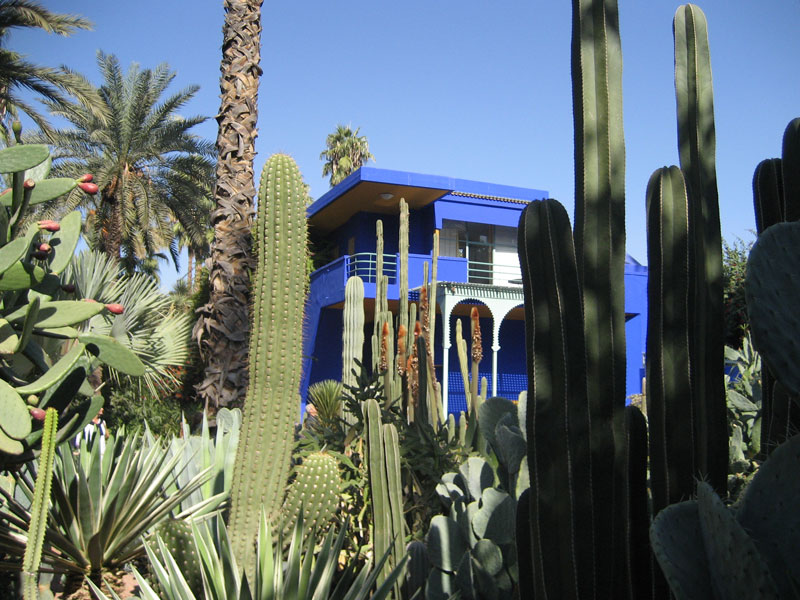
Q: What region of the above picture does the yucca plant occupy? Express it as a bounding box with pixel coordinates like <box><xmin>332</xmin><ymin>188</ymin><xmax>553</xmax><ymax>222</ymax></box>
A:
<box><xmin>0</xmin><ymin>428</ymin><xmax>218</xmax><ymax>587</ymax></box>
<box><xmin>86</xmin><ymin>511</ymin><xmax>406</xmax><ymax>600</ymax></box>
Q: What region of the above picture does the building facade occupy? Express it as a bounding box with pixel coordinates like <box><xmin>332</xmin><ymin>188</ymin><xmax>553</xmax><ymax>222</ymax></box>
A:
<box><xmin>303</xmin><ymin>167</ymin><xmax>647</xmax><ymax>414</ymax></box>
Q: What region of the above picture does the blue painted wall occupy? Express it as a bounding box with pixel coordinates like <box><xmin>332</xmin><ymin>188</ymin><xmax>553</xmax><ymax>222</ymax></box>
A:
<box><xmin>303</xmin><ymin>167</ymin><xmax>648</xmax><ymax>415</ymax></box>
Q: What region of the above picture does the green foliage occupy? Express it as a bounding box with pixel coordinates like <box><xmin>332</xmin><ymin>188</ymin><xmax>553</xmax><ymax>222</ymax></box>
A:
<box><xmin>0</xmin><ymin>134</ymin><xmax>144</xmax><ymax>470</ymax></box>
<box><xmin>722</xmin><ymin>237</ymin><xmax>753</xmax><ymax>348</ymax></box>
<box><xmin>724</xmin><ymin>335</ymin><xmax>762</xmax><ymax>495</ymax></box>
<box><xmin>320</xmin><ymin>124</ymin><xmax>375</xmax><ymax>187</ymax></box>
<box><xmin>0</xmin><ymin>428</ymin><xmax>214</xmax><ymax>580</ymax></box>
<box><xmin>425</xmin><ymin>396</ymin><xmax>528</xmax><ymax>599</ymax></box>
<box><xmin>28</xmin><ymin>51</ymin><xmax>214</xmax><ymax>274</ymax></box>
<box><xmin>88</xmin><ymin>512</ymin><xmax>406</xmax><ymax>600</ymax></box>
<box><xmin>0</xmin><ymin>1</ymin><xmax>107</xmax><ymax>141</ymax></box>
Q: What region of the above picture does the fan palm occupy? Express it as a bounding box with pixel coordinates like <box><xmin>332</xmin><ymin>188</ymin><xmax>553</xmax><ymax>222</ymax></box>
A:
<box><xmin>61</xmin><ymin>250</ymin><xmax>193</xmax><ymax>396</ymax></box>
<box><xmin>320</xmin><ymin>124</ymin><xmax>375</xmax><ymax>187</ymax></box>
<box><xmin>0</xmin><ymin>0</ymin><xmax>107</xmax><ymax>140</ymax></box>
<box><xmin>29</xmin><ymin>51</ymin><xmax>214</xmax><ymax>275</ymax></box>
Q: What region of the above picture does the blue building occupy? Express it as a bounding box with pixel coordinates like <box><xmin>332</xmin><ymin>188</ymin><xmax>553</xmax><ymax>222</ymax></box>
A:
<box><xmin>303</xmin><ymin>167</ymin><xmax>647</xmax><ymax>414</ymax></box>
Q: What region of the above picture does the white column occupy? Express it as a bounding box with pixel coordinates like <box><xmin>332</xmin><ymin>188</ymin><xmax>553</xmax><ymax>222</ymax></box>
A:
<box><xmin>438</xmin><ymin>289</ymin><xmax>454</xmax><ymax>415</ymax></box>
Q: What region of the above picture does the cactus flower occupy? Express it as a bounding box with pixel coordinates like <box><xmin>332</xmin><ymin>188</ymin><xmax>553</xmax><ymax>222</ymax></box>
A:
<box><xmin>105</xmin><ymin>303</ymin><xmax>124</xmax><ymax>314</ymax></box>
<box><xmin>78</xmin><ymin>182</ymin><xmax>99</xmax><ymax>194</ymax></box>
<box><xmin>37</xmin><ymin>220</ymin><xmax>60</xmax><ymax>232</ymax></box>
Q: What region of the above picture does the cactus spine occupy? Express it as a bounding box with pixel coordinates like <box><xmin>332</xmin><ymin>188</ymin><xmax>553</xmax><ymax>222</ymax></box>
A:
<box><xmin>228</xmin><ymin>153</ymin><xmax>308</xmax><ymax>572</ymax></box>
<box><xmin>21</xmin><ymin>407</ymin><xmax>57</xmax><ymax>600</ymax></box>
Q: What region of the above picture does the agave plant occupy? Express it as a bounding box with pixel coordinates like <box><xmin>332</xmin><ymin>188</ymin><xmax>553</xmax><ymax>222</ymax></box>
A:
<box><xmin>87</xmin><ymin>511</ymin><xmax>406</xmax><ymax>600</ymax></box>
<box><xmin>0</xmin><ymin>428</ymin><xmax>218</xmax><ymax>582</ymax></box>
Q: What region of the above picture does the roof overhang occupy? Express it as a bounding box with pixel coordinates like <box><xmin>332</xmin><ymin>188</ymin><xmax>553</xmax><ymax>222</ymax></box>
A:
<box><xmin>307</xmin><ymin>167</ymin><xmax>548</xmax><ymax>233</ymax></box>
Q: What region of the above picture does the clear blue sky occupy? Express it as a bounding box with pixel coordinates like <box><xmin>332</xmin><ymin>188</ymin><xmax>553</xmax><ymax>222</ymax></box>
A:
<box><xmin>11</xmin><ymin>1</ymin><xmax>800</xmax><ymax>290</ymax></box>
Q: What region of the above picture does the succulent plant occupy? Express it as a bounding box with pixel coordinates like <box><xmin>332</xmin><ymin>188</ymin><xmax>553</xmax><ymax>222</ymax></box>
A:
<box><xmin>227</xmin><ymin>153</ymin><xmax>309</xmax><ymax>572</ymax></box>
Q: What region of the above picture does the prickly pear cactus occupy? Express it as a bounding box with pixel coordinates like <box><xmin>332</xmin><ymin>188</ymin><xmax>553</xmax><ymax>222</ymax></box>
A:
<box><xmin>279</xmin><ymin>451</ymin><xmax>341</xmax><ymax>543</ymax></box>
<box><xmin>426</xmin><ymin>456</ymin><xmax>518</xmax><ymax>600</ymax></box>
<box><xmin>745</xmin><ymin>221</ymin><xmax>800</xmax><ymax>397</ymax></box>
<box><xmin>0</xmin><ymin>130</ymin><xmax>144</xmax><ymax>467</ymax></box>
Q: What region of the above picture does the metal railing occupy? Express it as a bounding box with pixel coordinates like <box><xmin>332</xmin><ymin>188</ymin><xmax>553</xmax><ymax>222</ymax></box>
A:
<box><xmin>466</xmin><ymin>260</ymin><xmax>522</xmax><ymax>286</ymax></box>
<box><xmin>346</xmin><ymin>253</ymin><xmax>398</xmax><ymax>283</ymax></box>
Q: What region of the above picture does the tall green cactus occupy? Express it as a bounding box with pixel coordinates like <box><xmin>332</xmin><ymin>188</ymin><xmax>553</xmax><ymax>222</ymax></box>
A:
<box><xmin>21</xmin><ymin>407</ymin><xmax>57</xmax><ymax>600</ymax></box>
<box><xmin>674</xmin><ymin>3</ymin><xmax>727</xmax><ymax>495</ymax></box>
<box><xmin>364</xmin><ymin>397</ymin><xmax>406</xmax><ymax>598</ymax></box>
<box><xmin>645</xmin><ymin>167</ymin><xmax>695</xmax><ymax>514</ymax></box>
<box><xmin>228</xmin><ymin>153</ymin><xmax>308</xmax><ymax>572</ymax></box>
<box><xmin>342</xmin><ymin>275</ymin><xmax>365</xmax><ymax>422</ymax></box>
<box><xmin>571</xmin><ymin>0</ymin><xmax>628</xmax><ymax>593</ymax></box>
<box><xmin>517</xmin><ymin>199</ymin><xmax>595</xmax><ymax>598</ymax></box>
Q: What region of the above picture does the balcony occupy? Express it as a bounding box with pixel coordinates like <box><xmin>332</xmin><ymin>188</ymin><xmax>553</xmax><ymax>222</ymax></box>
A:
<box><xmin>310</xmin><ymin>252</ymin><xmax>523</xmax><ymax>296</ymax></box>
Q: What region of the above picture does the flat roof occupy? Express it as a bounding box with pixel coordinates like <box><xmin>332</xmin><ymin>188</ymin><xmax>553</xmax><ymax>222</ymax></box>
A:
<box><xmin>307</xmin><ymin>167</ymin><xmax>548</xmax><ymax>232</ymax></box>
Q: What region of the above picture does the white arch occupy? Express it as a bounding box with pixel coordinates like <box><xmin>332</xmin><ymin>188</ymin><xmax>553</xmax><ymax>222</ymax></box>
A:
<box><xmin>436</xmin><ymin>282</ymin><xmax>524</xmax><ymax>413</ymax></box>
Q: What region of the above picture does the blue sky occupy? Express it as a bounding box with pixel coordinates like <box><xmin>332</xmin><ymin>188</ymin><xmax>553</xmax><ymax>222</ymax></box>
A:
<box><xmin>11</xmin><ymin>1</ymin><xmax>800</xmax><ymax>290</ymax></box>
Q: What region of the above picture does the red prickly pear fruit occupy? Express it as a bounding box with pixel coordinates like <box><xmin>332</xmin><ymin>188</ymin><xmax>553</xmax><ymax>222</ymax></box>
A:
<box><xmin>38</xmin><ymin>243</ymin><xmax>52</xmax><ymax>253</ymax></box>
<box><xmin>29</xmin><ymin>407</ymin><xmax>46</xmax><ymax>421</ymax></box>
<box><xmin>38</xmin><ymin>220</ymin><xmax>60</xmax><ymax>232</ymax></box>
<box><xmin>32</xmin><ymin>250</ymin><xmax>49</xmax><ymax>260</ymax></box>
<box><xmin>23</xmin><ymin>179</ymin><xmax>35</xmax><ymax>189</ymax></box>
<box><xmin>105</xmin><ymin>303</ymin><xmax>124</xmax><ymax>314</ymax></box>
<box><xmin>78</xmin><ymin>174</ymin><xmax>93</xmax><ymax>183</ymax></box>
<box><xmin>78</xmin><ymin>182</ymin><xmax>99</xmax><ymax>194</ymax></box>
<box><xmin>61</xmin><ymin>283</ymin><xmax>76</xmax><ymax>293</ymax></box>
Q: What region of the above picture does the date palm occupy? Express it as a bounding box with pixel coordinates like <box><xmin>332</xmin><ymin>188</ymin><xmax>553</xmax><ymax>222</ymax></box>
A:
<box><xmin>194</xmin><ymin>0</ymin><xmax>263</xmax><ymax>409</ymax></box>
<box><xmin>30</xmin><ymin>52</ymin><xmax>214</xmax><ymax>274</ymax></box>
<box><xmin>0</xmin><ymin>0</ymin><xmax>107</xmax><ymax>140</ymax></box>
<box><xmin>320</xmin><ymin>123</ymin><xmax>375</xmax><ymax>187</ymax></box>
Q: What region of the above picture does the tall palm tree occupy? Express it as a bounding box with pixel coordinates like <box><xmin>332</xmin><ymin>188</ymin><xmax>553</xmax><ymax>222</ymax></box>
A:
<box><xmin>0</xmin><ymin>0</ymin><xmax>107</xmax><ymax>140</ymax></box>
<box><xmin>193</xmin><ymin>0</ymin><xmax>263</xmax><ymax>410</ymax></box>
<box><xmin>31</xmin><ymin>52</ymin><xmax>214</xmax><ymax>274</ymax></box>
<box><xmin>320</xmin><ymin>123</ymin><xmax>375</xmax><ymax>187</ymax></box>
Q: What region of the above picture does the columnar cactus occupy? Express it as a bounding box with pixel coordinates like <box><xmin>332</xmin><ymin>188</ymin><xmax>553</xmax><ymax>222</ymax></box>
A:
<box><xmin>227</xmin><ymin>153</ymin><xmax>308</xmax><ymax>572</ymax></box>
<box><xmin>645</xmin><ymin>166</ymin><xmax>695</xmax><ymax>514</ymax></box>
<box><xmin>342</xmin><ymin>275</ymin><xmax>365</xmax><ymax>421</ymax></box>
<box><xmin>21</xmin><ymin>407</ymin><xmax>57</xmax><ymax>600</ymax></box>
<box><xmin>364</xmin><ymin>397</ymin><xmax>406</xmax><ymax>597</ymax></box>
<box><xmin>673</xmin><ymin>3</ymin><xmax>727</xmax><ymax>496</ymax></box>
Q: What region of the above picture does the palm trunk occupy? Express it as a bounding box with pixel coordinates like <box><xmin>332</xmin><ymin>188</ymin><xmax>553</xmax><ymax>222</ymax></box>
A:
<box><xmin>192</xmin><ymin>0</ymin><xmax>262</xmax><ymax>409</ymax></box>
<box><xmin>187</xmin><ymin>248</ymin><xmax>194</xmax><ymax>292</ymax></box>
